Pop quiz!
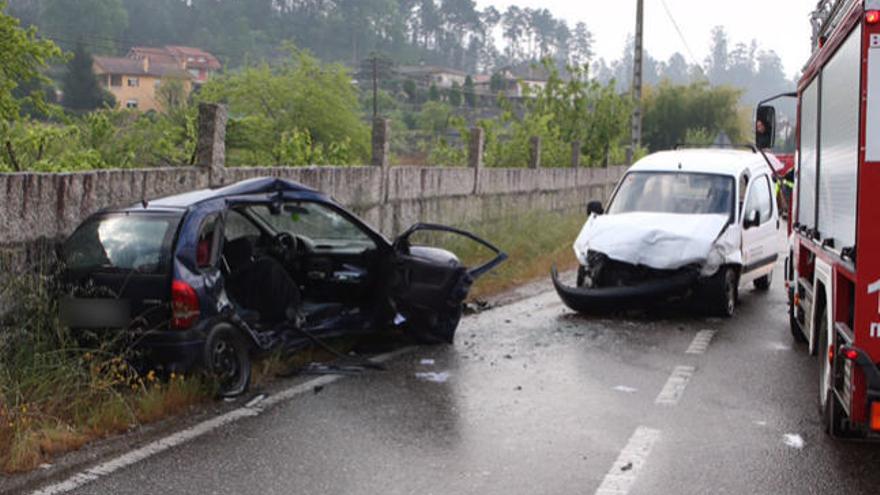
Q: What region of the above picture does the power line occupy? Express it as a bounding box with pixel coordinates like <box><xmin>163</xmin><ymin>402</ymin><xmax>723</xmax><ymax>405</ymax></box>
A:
<box><xmin>659</xmin><ymin>0</ymin><xmax>700</xmax><ymax>69</ymax></box>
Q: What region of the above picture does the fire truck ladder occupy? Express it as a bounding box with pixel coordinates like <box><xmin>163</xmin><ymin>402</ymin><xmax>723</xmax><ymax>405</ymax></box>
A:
<box><xmin>811</xmin><ymin>0</ymin><xmax>858</xmax><ymax>49</ymax></box>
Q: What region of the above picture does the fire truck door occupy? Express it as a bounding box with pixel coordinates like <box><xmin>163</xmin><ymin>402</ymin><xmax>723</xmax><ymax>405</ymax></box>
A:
<box><xmin>740</xmin><ymin>174</ymin><xmax>780</xmax><ymax>286</ymax></box>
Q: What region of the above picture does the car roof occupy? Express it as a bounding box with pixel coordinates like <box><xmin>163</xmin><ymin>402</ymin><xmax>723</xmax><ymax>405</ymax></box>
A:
<box><xmin>629</xmin><ymin>149</ymin><xmax>779</xmax><ymax>178</ymax></box>
<box><xmin>121</xmin><ymin>177</ymin><xmax>320</xmax><ymax>211</ymax></box>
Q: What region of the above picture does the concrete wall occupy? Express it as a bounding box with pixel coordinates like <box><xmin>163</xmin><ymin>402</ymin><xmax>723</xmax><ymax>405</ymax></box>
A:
<box><xmin>0</xmin><ymin>165</ymin><xmax>627</xmax><ymax>271</ymax></box>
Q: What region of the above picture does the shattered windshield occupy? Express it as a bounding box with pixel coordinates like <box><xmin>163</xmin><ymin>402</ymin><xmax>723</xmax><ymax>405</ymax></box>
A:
<box><xmin>607</xmin><ymin>172</ymin><xmax>734</xmax><ymax>217</ymax></box>
<box><xmin>63</xmin><ymin>214</ymin><xmax>180</xmax><ymax>274</ymax></box>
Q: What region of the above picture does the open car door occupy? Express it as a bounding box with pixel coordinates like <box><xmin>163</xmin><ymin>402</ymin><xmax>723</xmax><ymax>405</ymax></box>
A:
<box><xmin>390</xmin><ymin>223</ymin><xmax>507</xmax><ymax>343</ymax></box>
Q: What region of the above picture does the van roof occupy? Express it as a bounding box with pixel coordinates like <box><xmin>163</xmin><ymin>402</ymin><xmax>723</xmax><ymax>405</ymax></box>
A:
<box><xmin>630</xmin><ymin>149</ymin><xmax>780</xmax><ymax>178</ymax></box>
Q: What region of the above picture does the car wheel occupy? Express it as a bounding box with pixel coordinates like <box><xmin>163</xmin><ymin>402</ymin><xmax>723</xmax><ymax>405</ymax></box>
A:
<box><xmin>817</xmin><ymin>307</ymin><xmax>847</xmax><ymax>437</ymax></box>
<box><xmin>709</xmin><ymin>267</ymin><xmax>737</xmax><ymax>317</ymax></box>
<box><xmin>753</xmin><ymin>272</ymin><xmax>772</xmax><ymax>291</ymax></box>
<box><xmin>411</xmin><ymin>306</ymin><xmax>463</xmax><ymax>345</ymax></box>
<box><xmin>205</xmin><ymin>325</ymin><xmax>252</xmax><ymax>398</ymax></box>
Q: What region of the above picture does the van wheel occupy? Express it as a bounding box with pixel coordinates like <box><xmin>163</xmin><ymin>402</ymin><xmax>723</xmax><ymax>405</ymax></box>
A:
<box><xmin>709</xmin><ymin>267</ymin><xmax>737</xmax><ymax>317</ymax></box>
<box><xmin>754</xmin><ymin>272</ymin><xmax>772</xmax><ymax>291</ymax></box>
<box><xmin>205</xmin><ymin>325</ymin><xmax>252</xmax><ymax>398</ymax></box>
<box><xmin>817</xmin><ymin>307</ymin><xmax>847</xmax><ymax>437</ymax></box>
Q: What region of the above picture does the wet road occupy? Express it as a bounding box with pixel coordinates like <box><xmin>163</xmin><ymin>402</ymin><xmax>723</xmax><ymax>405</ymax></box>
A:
<box><xmin>44</xmin><ymin>269</ymin><xmax>880</xmax><ymax>494</ymax></box>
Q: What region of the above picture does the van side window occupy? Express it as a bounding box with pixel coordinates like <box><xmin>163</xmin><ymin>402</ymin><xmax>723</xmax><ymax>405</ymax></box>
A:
<box><xmin>744</xmin><ymin>175</ymin><xmax>773</xmax><ymax>225</ymax></box>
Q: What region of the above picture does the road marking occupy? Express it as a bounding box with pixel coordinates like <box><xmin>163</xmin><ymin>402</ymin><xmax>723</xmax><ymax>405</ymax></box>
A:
<box><xmin>685</xmin><ymin>330</ymin><xmax>717</xmax><ymax>355</ymax></box>
<box><xmin>30</xmin><ymin>347</ymin><xmax>414</xmax><ymax>495</ymax></box>
<box><xmin>594</xmin><ymin>426</ymin><xmax>661</xmax><ymax>495</ymax></box>
<box><xmin>654</xmin><ymin>365</ymin><xmax>696</xmax><ymax>406</ymax></box>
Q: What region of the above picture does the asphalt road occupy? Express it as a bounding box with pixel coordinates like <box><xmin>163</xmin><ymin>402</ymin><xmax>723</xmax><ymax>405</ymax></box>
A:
<box><xmin>34</xmin><ymin>268</ymin><xmax>880</xmax><ymax>495</ymax></box>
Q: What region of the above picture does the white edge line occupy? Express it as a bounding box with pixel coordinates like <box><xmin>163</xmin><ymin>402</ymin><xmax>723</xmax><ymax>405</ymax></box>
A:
<box><xmin>594</xmin><ymin>426</ymin><xmax>661</xmax><ymax>495</ymax></box>
<box><xmin>30</xmin><ymin>346</ymin><xmax>416</xmax><ymax>495</ymax></box>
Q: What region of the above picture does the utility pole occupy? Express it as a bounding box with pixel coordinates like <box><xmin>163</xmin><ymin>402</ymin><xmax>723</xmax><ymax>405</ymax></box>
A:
<box><xmin>628</xmin><ymin>0</ymin><xmax>644</xmax><ymax>165</ymax></box>
<box><xmin>372</xmin><ymin>56</ymin><xmax>378</xmax><ymax>120</ymax></box>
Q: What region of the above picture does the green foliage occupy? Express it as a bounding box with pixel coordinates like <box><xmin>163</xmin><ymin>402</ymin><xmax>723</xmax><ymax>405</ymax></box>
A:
<box><xmin>463</xmin><ymin>75</ymin><xmax>476</xmax><ymax>108</ymax></box>
<box><xmin>428</xmin><ymin>83</ymin><xmax>440</xmax><ymax>102</ymax></box>
<box><xmin>416</xmin><ymin>101</ymin><xmax>456</xmax><ymax>135</ymax></box>
<box><xmin>402</xmin><ymin>79</ymin><xmax>418</xmax><ymax>103</ymax></box>
<box><xmin>0</xmin><ymin>109</ymin><xmax>197</xmax><ymax>172</ymax></box>
<box><xmin>62</xmin><ymin>43</ymin><xmax>111</xmax><ymax>112</ymax></box>
<box><xmin>448</xmin><ymin>81</ymin><xmax>462</xmax><ymax>107</ymax></box>
<box><xmin>41</xmin><ymin>0</ymin><xmax>129</xmax><ymax>53</ymax></box>
<box><xmin>198</xmin><ymin>46</ymin><xmax>369</xmax><ymax>166</ymax></box>
<box><xmin>0</xmin><ymin>2</ymin><xmax>62</xmax><ymax>125</ymax></box>
<box><xmin>642</xmin><ymin>81</ymin><xmax>746</xmax><ymax>151</ymax></box>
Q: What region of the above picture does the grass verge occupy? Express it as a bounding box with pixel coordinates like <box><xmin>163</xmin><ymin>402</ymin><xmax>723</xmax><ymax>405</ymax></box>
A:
<box><xmin>0</xmin><ymin>208</ymin><xmax>583</xmax><ymax>474</ymax></box>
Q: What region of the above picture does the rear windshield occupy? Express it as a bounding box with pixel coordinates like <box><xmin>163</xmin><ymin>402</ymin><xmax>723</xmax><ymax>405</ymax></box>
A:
<box><xmin>608</xmin><ymin>172</ymin><xmax>735</xmax><ymax>216</ymax></box>
<box><xmin>63</xmin><ymin>213</ymin><xmax>181</xmax><ymax>274</ymax></box>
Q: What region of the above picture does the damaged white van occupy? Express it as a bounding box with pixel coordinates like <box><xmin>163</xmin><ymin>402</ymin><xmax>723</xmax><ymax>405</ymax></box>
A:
<box><xmin>552</xmin><ymin>148</ymin><xmax>782</xmax><ymax>317</ymax></box>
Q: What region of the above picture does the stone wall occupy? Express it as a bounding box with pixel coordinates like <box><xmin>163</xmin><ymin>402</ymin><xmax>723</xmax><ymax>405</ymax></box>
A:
<box><xmin>0</xmin><ymin>105</ymin><xmax>628</xmax><ymax>272</ymax></box>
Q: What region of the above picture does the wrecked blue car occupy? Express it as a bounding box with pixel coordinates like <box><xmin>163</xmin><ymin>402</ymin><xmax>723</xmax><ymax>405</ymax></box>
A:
<box><xmin>59</xmin><ymin>177</ymin><xmax>506</xmax><ymax>396</ymax></box>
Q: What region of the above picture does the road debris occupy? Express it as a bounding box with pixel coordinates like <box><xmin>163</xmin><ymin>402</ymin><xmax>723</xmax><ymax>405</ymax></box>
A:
<box><xmin>783</xmin><ymin>434</ymin><xmax>805</xmax><ymax>449</ymax></box>
<box><xmin>415</xmin><ymin>371</ymin><xmax>450</xmax><ymax>383</ymax></box>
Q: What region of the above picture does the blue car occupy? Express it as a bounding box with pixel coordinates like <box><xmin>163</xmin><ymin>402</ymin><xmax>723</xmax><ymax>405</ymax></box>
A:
<box><xmin>60</xmin><ymin>177</ymin><xmax>506</xmax><ymax>396</ymax></box>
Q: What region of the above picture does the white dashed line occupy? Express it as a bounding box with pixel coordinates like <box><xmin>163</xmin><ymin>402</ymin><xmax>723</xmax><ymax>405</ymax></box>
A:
<box><xmin>594</xmin><ymin>426</ymin><xmax>661</xmax><ymax>495</ymax></box>
<box><xmin>30</xmin><ymin>347</ymin><xmax>414</xmax><ymax>495</ymax></box>
<box><xmin>654</xmin><ymin>365</ymin><xmax>696</xmax><ymax>406</ymax></box>
<box><xmin>686</xmin><ymin>330</ymin><xmax>717</xmax><ymax>355</ymax></box>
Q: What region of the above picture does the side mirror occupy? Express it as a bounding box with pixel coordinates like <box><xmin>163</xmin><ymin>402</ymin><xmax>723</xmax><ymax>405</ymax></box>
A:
<box><xmin>587</xmin><ymin>200</ymin><xmax>604</xmax><ymax>217</ymax></box>
<box><xmin>744</xmin><ymin>209</ymin><xmax>760</xmax><ymax>229</ymax></box>
<box><xmin>755</xmin><ymin>105</ymin><xmax>776</xmax><ymax>149</ymax></box>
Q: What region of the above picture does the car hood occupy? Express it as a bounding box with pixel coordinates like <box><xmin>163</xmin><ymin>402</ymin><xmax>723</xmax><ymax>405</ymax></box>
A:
<box><xmin>574</xmin><ymin>212</ymin><xmax>740</xmax><ymax>272</ymax></box>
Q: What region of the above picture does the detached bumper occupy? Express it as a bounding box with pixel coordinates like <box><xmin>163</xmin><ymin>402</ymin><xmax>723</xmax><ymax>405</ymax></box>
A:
<box><xmin>551</xmin><ymin>266</ymin><xmax>698</xmax><ymax>313</ymax></box>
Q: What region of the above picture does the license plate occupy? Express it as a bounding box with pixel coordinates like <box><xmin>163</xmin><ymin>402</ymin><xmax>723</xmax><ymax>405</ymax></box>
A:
<box><xmin>60</xmin><ymin>298</ymin><xmax>131</xmax><ymax>328</ymax></box>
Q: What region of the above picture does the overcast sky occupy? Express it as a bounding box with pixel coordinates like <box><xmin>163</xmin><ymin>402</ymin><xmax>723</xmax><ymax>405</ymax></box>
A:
<box><xmin>475</xmin><ymin>0</ymin><xmax>814</xmax><ymax>77</ymax></box>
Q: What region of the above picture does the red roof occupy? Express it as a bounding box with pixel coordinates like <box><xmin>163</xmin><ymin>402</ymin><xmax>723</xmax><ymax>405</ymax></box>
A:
<box><xmin>164</xmin><ymin>46</ymin><xmax>222</xmax><ymax>70</ymax></box>
<box><xmin>93</xmin><ymin>56</ymin><xmax>191</xmax><ymax>79</ymax></box>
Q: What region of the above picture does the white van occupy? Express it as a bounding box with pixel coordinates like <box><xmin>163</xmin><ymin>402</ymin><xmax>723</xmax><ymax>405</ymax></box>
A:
<box><xmin>553</xmin><ymin>148</ymin><xmax>782</xmax><ymax>317</ymax></box>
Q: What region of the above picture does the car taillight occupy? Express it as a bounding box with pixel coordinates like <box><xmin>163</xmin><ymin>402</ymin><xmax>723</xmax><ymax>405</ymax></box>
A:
<box><xmin>871</xmin><ymin>402</ymin><xmax>880</xmax><ymax>431</ymax></box>
<box><xmin>867</xmin><ymin>10</ymin><xmax>880</xmax><ymax>24</ymax></box>
<box><xmin>171</xmin><ymin>280</ymin><xmax>200</xmax><ymax>330</ymax></box>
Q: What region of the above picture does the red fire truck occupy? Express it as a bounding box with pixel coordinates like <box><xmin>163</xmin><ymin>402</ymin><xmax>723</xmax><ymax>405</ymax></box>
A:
<box><xmin>760</xmin><ymin>0</ymin><xmax>880</xmax><ymax>437</ymax></box>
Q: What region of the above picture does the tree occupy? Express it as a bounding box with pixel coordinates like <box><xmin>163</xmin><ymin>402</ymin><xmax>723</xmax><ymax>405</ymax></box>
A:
<box><xmin>62</xmin><ymin>43</ymin><xmax>109</xmax><ymax>112</ymax></box>
<box><xmin>428</xmin><ymin>83</ymin><xmax>440</xmax><ymax>101</ymax></box>
<box><xmin>197</xmin><ymin>45</ymin><xmax>369</xmax><ymax>165</ymax></box>
<box><xmin>463</xmin><ymin>75</ymin><xmax>476</xmax><ymax>108</ymax></box>
<box><xmin>403</xmin><ymin>78</ymin><xmax>418</xmax><ymax>103</ymax></box>
<box><xmin>41</xmin><ymin>0</ymin><xmax>129</xmax><ymax>53</ymax></box>
<box><xmin>705</xmin><ymin>26</ymin><xmax>729</xmax><ymax>85</ymax></box>
<box><xmin>642</xmin><ymin>81</ymin><xmax>745</xmax><ymax>152</ymax></box>
<box><xmin>570</xmin><ymin>22</ymin><xmax>594</xmax><ymax>68</ymax></box>
<box><xmin>448</xmin><ymin>81</ymin><xmax>462</xmax><ymax>107</ymax></box>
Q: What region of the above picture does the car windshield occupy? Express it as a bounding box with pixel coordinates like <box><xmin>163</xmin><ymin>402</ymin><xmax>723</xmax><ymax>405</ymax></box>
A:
<box><xmin>607</xmin><ymin>171</ymin><xmax>734</xmax><ymax>216</ymax></box>
<box><xmin>249</xmin><ymin>202</ymin><xmax>376</xmax><ymax>251</ymax></box>
<box><xmin>63</xmin><ymin>214</ymin><xmax>181</xmax><ymax>274</ymax></box>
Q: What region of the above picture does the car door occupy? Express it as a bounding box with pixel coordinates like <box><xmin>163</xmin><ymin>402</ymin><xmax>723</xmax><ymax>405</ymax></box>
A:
<box><xmin>739</xmin><ymin>174</ymin><xmax>780</xmax><ymax>286</ymax></box>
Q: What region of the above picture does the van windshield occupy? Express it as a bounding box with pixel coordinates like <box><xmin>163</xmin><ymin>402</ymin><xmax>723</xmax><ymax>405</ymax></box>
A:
<box><xmin>63</xmin><ymin>213</ymin><xmax>181</xmax><ymax>274</ymax></box>
<box><xmin>607</xmin><ymin>172</ymin><xmax>735</xmax><ymax>217</ymax></box>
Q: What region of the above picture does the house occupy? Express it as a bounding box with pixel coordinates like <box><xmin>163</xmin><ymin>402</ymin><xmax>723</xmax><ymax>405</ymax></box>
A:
<box><xmin>474</xmin><ymin>67</ymin><xmax>548</xmax><ymax>98</ymax></box>
<box><xmin>93</xmin><ymin>56</ymin><xmax>192</xmax><ymax>112</ymax></box>
<box><xmin>398</xmin><ymin>65</ymin><xmax>468</xmax><ymax>89</ymax></box>
<box><xmin>128</xmin><ymin>46</ymin><xmax>221</xmax><ymax>85</ymax></box>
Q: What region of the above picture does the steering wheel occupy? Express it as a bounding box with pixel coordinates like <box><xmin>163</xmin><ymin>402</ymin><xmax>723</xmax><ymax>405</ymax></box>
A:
<box><xmin>272</xmin><ymin>232</ymin><xmax>298</xmax><ymax>263</ymax></box>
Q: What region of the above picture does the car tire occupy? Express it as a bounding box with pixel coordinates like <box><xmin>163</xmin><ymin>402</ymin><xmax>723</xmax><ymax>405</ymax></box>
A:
<box><xmin>708</xmin><ymin>267</ymin><xmax>737</xmax><ymax>318</ymax></box>
<box><xmin>205</xmin><ymin>324</ymin><xmax>252</xmax><ymax>398</ymax></box>
<box><xmin>411</xmin><ymin>306</ymin><xmax>463</xmax><ymax>345</ymax></box>
<box><xmin>753</xmin><ymin>272</ymin><xmax>772</xmax><ymax>291</ymax></box>
<box><xmin>817</xmin><ymin>308</ymin><xmax>847</xmax><ymax>437</ymax></box>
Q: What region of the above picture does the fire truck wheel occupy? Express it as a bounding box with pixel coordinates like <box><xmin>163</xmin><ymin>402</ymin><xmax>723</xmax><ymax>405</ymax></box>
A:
<box><xmin>709</xmin><ymin>267</ymin><xmax>737</xmax><ymax>317</ymax></box>
<box><xmin>817</xmin><ymin>307</ymin><xmax>847</xmax><ymax>437</ymax></box>
<box><xmin>753</xmin><ymin>272</ymin><xmax>772</xmax><ymax>291</ymax></box>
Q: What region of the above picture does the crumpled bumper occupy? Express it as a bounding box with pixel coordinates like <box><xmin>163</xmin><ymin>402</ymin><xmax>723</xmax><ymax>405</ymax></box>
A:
<box><xmin>551</xmin><ymin>265</ymin><xmax>699</xmax><ymax>313</ymax></box>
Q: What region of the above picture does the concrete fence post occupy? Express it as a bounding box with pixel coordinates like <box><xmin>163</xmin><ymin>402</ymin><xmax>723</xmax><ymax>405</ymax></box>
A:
<box><xmin>529</xmin><ymin>136</ymin><xmax>541</xmax><ymax>169</ymax></box>
<box><xmin>468</xmin><ymin>127</ymin><xmax>484</xmax><ymax>169</ymax></box>
<box><xmin>371</xmin><ymin>118</ymin><xmax>391</xmax><ymax>168</ymax></box>
<box><xmin>571</xmin><ymin>140</ymin><xmax>581</xmax><ymax>168</ymax></box>
<box><xmin>195</xmin><ymin>103</ymin><xmax>228</xmax><ymax>186</ymax></box>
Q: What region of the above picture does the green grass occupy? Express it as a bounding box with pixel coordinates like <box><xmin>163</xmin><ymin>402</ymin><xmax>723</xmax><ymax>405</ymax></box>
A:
<box><xmin>409</xmin><ymin>209</ymin><xmax>585</xmax><ymax>300</ymax></box>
